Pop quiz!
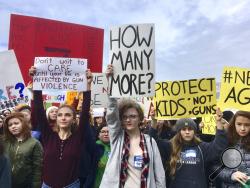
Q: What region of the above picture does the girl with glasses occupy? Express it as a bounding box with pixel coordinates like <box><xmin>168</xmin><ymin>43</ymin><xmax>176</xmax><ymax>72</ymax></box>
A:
<box><xmin>100</xmin><ymin>64</ymin><xmax>166</xmax><ymax>188</ymax></box>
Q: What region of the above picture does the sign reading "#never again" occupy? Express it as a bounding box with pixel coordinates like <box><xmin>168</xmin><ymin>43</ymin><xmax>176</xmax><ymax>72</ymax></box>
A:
<box><xmin>218</xmin><ymin>66</ymin><xmax>250</xmax><ymax>111</ymax></box>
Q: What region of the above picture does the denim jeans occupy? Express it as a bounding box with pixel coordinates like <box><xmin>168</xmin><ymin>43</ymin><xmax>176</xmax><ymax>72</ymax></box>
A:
<box><xmin>41</xmin><ymin>179</ymin><xmax>80</xmax><ymax>188</ymax></box>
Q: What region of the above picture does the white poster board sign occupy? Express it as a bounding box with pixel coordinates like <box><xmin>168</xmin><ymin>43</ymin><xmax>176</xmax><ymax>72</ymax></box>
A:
<box><xmin>109</xmin><ymin>24</ymin><xmax>155</xmax><ymax>98</ymax></box>
<box><xmin>91</xmin><ymin>73</ymin><xmax>108</xmax><ymax>107</ymax></box>
<box><xmin>42</xmin><ymin>91</ymin><xmax>67</xmax><ymax>103</ymax></box>
<box><xmin>33</xmin><ymin>57</ymin><xmax>87</xmax><ymax>91</ymax></box>
<box><xmin>0</xmin><ymin>50</ymin><xmax>28</xmax><ymax>110</ymax></box>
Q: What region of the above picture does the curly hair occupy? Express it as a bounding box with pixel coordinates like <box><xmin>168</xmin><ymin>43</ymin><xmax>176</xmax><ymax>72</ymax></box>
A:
<box><xmin>4</xmin><ymin>112</ymin><xmax>31</xmax><ymax>142</ymax></box>
<box><xmin>118</xmin><ymin>99</ymin><xmax>144</xmax><ymax>122</ymax></box>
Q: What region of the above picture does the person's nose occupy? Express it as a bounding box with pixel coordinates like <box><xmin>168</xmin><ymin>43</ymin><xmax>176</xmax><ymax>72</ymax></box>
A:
<box><xmin>240</xmin><ymin>125</ymin><xmax>246</xmax><ymax>131</ymax></box>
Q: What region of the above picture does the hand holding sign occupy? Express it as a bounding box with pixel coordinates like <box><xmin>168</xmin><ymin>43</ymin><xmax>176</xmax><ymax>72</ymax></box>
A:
<box><xmin>106</xmin><ymin>64</ymin><xmax>114</xmax><ymax>79</ymax></box>
<box><xmin>216</xmin><ymin>107</ymin><xmax>230</xmax><ymax>130</ymax></box>
<box><xmin>86</xmin><ymin>69</ymin><xmax>93</xmax><ymax>91</ymax></box>
<box><xmin>29</xmin><ymin>66</ymin><xmax>36</xmax><ymax>77</ymax></box>
<box><xmin>215</xmin><ymin>107</ymin><xmax>224</xmax><ymax>130</ymax></box>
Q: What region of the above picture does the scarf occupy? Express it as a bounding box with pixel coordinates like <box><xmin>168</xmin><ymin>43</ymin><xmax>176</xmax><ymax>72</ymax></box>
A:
<box><xmin>120</xmin><ymin>131</ymin><xmax>149</xmax><ymax>188</ymax></box>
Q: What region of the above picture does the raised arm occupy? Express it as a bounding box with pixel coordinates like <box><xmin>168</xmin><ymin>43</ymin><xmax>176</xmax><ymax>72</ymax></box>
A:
<box><xmin>106</xmin><ymin>96</ymin><xmax>123</xmax><ymax>144</ymax></box>
<box><xmin>148</xmin><ymin>107</ymin><xmax>159</xmax><ymax>141</ymax></box>
<box><xmin>29</xmin><ymin>66</ymin><xmax>52</xmax><ymax>143</ymax></box>
<box><xmin>106</xmin><ymin>64</ymin><xmax>123</xmax><ymax>144</ymax></box>
<box><xmin>77</xmin><ymin>69</ymin><xmax>93</xmax><ymax>146</ymax></box>
<box><xmin>148</xmin><ymin>104</ymin><xmax>171</xmax><ymax>165</ymax></box>
<box><xmin>201</xmin><ymin>108</ymin><xmax>228</xmax><ymax>162</ymax></box>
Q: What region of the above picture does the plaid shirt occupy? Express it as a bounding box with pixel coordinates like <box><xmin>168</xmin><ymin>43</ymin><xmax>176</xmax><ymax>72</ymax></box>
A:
<box><xmin>120</xmin><ymin>132</ymin><xmax>149</xmax><ymax>188</ymax></box>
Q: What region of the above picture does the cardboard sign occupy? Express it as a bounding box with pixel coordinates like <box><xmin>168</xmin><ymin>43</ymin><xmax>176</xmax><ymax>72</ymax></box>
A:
<box><xmin>9</xmin><ymin>14</ymin><xmax>104</xmax><ymax>85</ymax></box>
<box><xmin>91</xmin><ymin>73</ymin><xmax>108</xmax><ymax>107</ymax></box>
<box><xmin>33</xmin><ymin>57</ymin><xmax>87</xmax><ymax>91</ymax></box>
<box><xmin>109</xmin><ymin>24</ymin><xmax>155</xmax><ymax>97</ymax></box>
<box><xmin>154</xmin><ymin>78</ymin><xmax>217</xmax><ymax>119</ymax></box>
<box><xmin>202</xmin><ymin>115</ymin><xmax>216</xmax><ymax>135</ymax></box>
<box><xmin>0</xmin><ymin>50</ymin><xmax>29</xmax><ymax>110</ymax></box>
<box><xmin>218</xmin><ymin>67</ymin><xmax>250</xmax><ymax>111</ymax></box>
<box><xmin>66</xmin><ymin>91</ymin><xmax>78</xmax><ymax>105</ymax></box>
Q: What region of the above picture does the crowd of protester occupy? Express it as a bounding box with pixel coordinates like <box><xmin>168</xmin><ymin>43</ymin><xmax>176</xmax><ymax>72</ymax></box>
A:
<box><xmin>0</xmin><ymin>64</ymin><xmax>249</xmax><ymax>188</ymax></box>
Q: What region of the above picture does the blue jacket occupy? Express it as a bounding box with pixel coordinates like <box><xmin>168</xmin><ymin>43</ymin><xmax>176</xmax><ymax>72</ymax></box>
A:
<box><xmin>0</xmin><ymin>154</ymin><xmax>11</xmax><ymax>188</ymax></box>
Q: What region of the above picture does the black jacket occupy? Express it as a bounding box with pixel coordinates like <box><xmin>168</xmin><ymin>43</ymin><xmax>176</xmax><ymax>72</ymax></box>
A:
<box><xmin>149</xmin><ymin>128</ymin><xmax>228</xmax><ymax>188</ymax></box>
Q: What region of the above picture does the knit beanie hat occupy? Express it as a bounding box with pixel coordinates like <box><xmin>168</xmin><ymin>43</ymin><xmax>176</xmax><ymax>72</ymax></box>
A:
<box><xmin>46</xmin><ymin>106</ymin><xmax>58</xmax><ymax>119</ymax></box>
<box><xmin>222</xmin><ymin>110</ymin><xmax>234</xmax><ymax>123</ymax></box>
<box><xmin>175</xmin><ymin>118</ymin><xmax>197</xmax><ymax>132</ymax></box>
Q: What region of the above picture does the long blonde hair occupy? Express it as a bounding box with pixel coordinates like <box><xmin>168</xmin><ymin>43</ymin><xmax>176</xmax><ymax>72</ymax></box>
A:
<box><xmin>169</xmin><ymin>131</ymin><xmax>201</xmax><ymax>177</ymax></box>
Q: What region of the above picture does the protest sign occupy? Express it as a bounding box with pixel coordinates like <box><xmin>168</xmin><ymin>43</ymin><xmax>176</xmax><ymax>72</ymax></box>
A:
<box><xmin>33</xmin><ymin>57</ymin><xmax>87</xmax><ymax>91</ymax></box>
<box><xmin>146</xmin><ymin>99</ymin><xmax>154</xmax><ymax>120</ymax></box>
<box><xmin>0</xmin><ymin>50</ymin><xmax>29</xmax><ymax>110</ymax></box>
<box><xmin>77</xmin><ymin>92</ymin><xmax>84</xmax><ymax>111</ymax></box>
<box><xmin>218</xmin><ymin>67</ymin><xmax>250</xmax><ymax>111</ymax></box>
<box><xmin>66</xmin><ymin>91</ymin><xmax>78</xmax><ymax>105</ymax></box>
<box><xmin>9</xmin><ymin>14</ymin><xmax>104</xmax><ymax>85</ymax></box>
<box><xmin>93</xmin><ymin>108</ymin><xmax>105</xmax><ymax>117</ymax></box>
<box><xmin>130</xmin><ymin>97</ymin><xmax>153</xmax><ymax>119</ymax></box>
<box><xmin>216</xmin><ymin>82</ymin><xmax>221</xmax><ymax>99</ymax></box>
<box><xmin>202</xmin><ymin>115</ymin><xmax>216</xmax><ymax>135</ymax></box>
<box><xmin>109</xmin><ymin>24</ymin><xmax>155</xmax><ymax>97</ymax></box>
<box><xmin>154</xmin><ymin>78</ymin><xmax>217</xmax><ymax>119</ymax></box>
<box><xmin>91</xmin><ymin>73</ymin><xmax>108</xmax><ymax>107</ymax></box>
<box><xmin>42</xmin><ymin>91</ymin><xmax>66</xmax><ymax>103</ymax></box>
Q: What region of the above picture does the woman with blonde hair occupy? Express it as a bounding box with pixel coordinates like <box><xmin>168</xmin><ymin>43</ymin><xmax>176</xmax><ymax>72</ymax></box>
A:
<box><xmin>149</xmin><ymin>109</ymin><xmax>228</xmax><ymax>188</ymax></box>
<box><xmin>29</xmin><ymin>66</ymin><xmax>93</xmax><ymax>188</ymax></box>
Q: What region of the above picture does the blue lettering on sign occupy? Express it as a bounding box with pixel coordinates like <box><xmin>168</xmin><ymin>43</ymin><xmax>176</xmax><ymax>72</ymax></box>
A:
<box><xmin>0</xmin><ymin>89</ymin><xmax>7</xmax><ymax>100</ymax></box>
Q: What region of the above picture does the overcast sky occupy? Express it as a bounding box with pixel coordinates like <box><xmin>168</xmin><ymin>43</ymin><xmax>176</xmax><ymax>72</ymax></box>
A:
<box><xmin>0</xmin><ymin>0</ymin><xmax>250</xmax><ymax>82</ymax></box>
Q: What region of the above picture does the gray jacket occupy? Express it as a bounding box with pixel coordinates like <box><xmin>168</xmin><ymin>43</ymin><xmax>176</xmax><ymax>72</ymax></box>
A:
<box><xmin>100</xmin><ymin>97</ymin><xmax>166</xmax><ymax>188</ymax></box>
<box><xmin>218</xmin><ymin>143</ymin><xmax>250</xmax><ymax>188</ymax></box>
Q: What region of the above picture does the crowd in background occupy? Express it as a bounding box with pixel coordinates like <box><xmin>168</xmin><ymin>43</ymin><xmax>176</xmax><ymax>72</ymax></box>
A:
<box><xmin>0</xmin><ymin>64</ymin><xmax>249</xmax><ymax>188</ymax></box>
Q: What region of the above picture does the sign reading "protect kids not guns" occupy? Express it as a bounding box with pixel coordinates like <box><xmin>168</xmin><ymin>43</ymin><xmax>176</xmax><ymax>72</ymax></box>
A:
<box><xmin>154</xmin><ymin>78</ymin><xmax>217</xmax><ymax>119</ymax></box>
